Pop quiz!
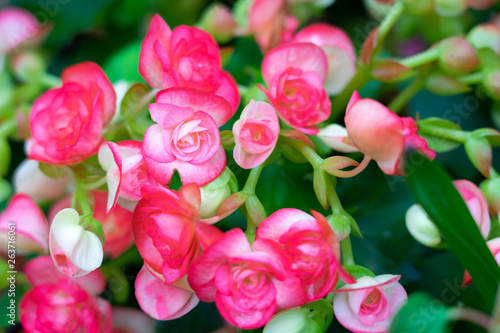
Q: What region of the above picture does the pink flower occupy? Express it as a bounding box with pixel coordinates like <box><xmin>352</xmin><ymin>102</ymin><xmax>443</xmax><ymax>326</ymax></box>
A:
<box><xmin>463</xmin><ymin>238</ymin><xmax>500</xmax><ymax>286</ymax></box>
<box><xmin>135</xmin><ymin>266</ymin><xmax>199</xmax><ymax>320</ymax></box>
<box><xmin>454</xmin><ymin>180</ymin><xmax>491</xmax><ymax>239</ymax></box>
<box><xmin>188</xmin><ymin>228</ymin><xmax>306</xmax><ymax>329</ymax></box>
<box><xmin>292</xmin><ymin>23</ymin><xmax>356</xmax><ymax>95</ymax></box>
<box><xmin>20</xmin><ymin>279</ymin><xmax>111</xmax><ymax>333</ymax></box>
<box><xmin>98</xmin><ymin>140</ymin><xmax>159</xmax><ymax>212</ymax></box>
<box><xmin>249</xmin><ymin>0</ymin><xmax>299</xmax><ymax>53</ymax></box>
<box><xmin>233</xmin><ymin>100</ymin><xmax>279</xmax><ymax>169</ymax></box>
<box><xmin>0</xmin><ymin>194</ymin><xmax>49</xmax><ymax>254</ymax></box>
<box><xmin>112</xmin><ymin>307</ymin><xmax>156</xmax><ymax>333</ymax></box>
<box><xmin>142</xmin><ymin>88</ymin><xmax>232</xmax><ymax>186</ymax></box>
<box><xmin>345</xmin><ymin>91</ymin><xmax>435</xmax><ymax>176</ymax></box>
<box><xmin>28</xmin><ymin>62</ymin><xmax>116</xmax><ymax>165</ymax></box>
<box><xmin>333</xmin><ymin>274</ymin><xmax>408</xmax><ymax>333</ymax></box>
<box><xmin>256</xmin><ymin>209</ymin><xmax>355</xmax><ymax>302</ymax></box>
<box><xmin>139</xmin><ymin>15</ymin><xmax>240</xmax><ymax>112</ymax></box>
<box><xmin>133</xmin><ymin>184</ymin><xmax>202</xmax><ymax>284</ymax></box>
<box><xmin>261</xmin><ymin>43</ymin><xmax>330</xmax><ymax>134</ymax></box>
<box><xmin>0</xmin><ymin>7</ymin><xmax>50</xmax><ymax>55</ymax></box>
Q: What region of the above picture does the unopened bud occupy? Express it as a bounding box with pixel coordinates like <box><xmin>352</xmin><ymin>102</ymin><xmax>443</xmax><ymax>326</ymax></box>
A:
<box><xmin>264</xmin><ymin>309</ymin><xmax>311</xmax><ymax>333</ymax></box>
<box><xmin>483</xmin><ymin>70</ymin><xmax>500</xmax><ymax>100</ymax></box>
<box><xmin>401</xmin><ymin>0</ymin><xmax>433</xmax><ymax>16</ymax></box>
<box><xmin>405</xmin><ymin>204</ymin><xmax>443</xmax><ymax>247</ymax></box>
<box><xmin>467</xmin><ymin>23</ymin><xmax>500</xmax><ymax>55</ymax></box>
<box><xmin>434</xmin><ymin>0</ymin><xmax>469</xmax><ymax>17</ymax></box>
<box><xmin>11</xmin><ymin>51</ymin><xmax>45</xmax><ymax>83</ymax></box>
<box><xmin>199</xmin><ymin>167</ymin><xmax>234</xmax><ymax>219</ymax></box>
<box><xmin>199</xmin><ymin>3</ymin><xmax>237</xmax><ymax>44</ymax></box>
<box><xmin>326</xmin><ymin>214</ymin><xmax>351</xmax><ymax>241</ymax></box>
<box><xmin>480</xmin><ymin>178</ymin><xmax>500</xmax><ymax>217</ymax></box>
<box><xmin>439</xmin><ymin>37</ymin><xmax>480</xmax><ymax>76</ymax></box>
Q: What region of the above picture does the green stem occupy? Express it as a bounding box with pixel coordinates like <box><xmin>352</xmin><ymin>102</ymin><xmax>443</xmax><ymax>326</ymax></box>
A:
<box><xmin>449</xmin><ymin>308</ymin><xmax>492</xmax><ymax>331</ymax></box>
<box><xmin>329</xmin><ymin>68</ymin><xmax>370</xmax><ymax>122</ymax></box>
<box><xmin>81</xmin><ymin>177</ymin><xmax>108</xmax><ymax>190</ymax></box>
<box><xmin>297</xmin><ymin>144</ymin><xmax>324</xmax><ymax>169</ymax></box>
<box><xmin>376</xmin><ymin>2</ymin><xmax>405</xmax><ymax>47</ymax></box>
<box><xmin>458</xmin><ymin>72</ymin><xmax>483</xmax><ymax>85</ymax></box>
<box><xmin>40</xmin><ymin>73</ymin><xmax>61</xmax><ymax>88</ymax></box>
<box><xmin>0</xmin><ymin>118</ymin><xmax>17</xmax><ymax>139</ymax></box>
<box><xmin>418</xmin><ymin>124</ymin><xmax>469</xmax><ymax>143</ymax></box>
<box><xmin>341</xmin><ymin>236</ymin><xmax>355</xmax><ymax>266</ymax></box>
<box><xmin>326</xmin><ymin>176</ymin><xmax>343</xmax><ymax>214</ymax></box>
<box><xmin>400</xmin><ymin>48</ymin><xmax>441</xmax><ymax>68</ymax></box>
<box><xmin>242</xmin><ymin>163</ymin><xmax>264</xmax><ymax>195</ymax></box>
<box><xmin>388</xmin><ymin>78</ymin><xmax>425</xmax><ymax>114</ymax></box>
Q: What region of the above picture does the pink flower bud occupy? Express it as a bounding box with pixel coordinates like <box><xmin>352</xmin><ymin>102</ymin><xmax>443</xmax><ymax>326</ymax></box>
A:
<box><xmin>0</xmin><ymin>194</ymin><xmax>49</xmax><ymax>254</ymax></box>
<box><xmin>463</xmin><ymin>238</ymin><xmax>500</xmax><ymax>286</ymax></box>
<box><xmin>139</xmin><ymin>15</ymin><xmax>240</xmax><ymax>112</ymax></box>
<box><xmin>200</xmin><ymin>4</ymin><xmax>237</xmax><ymax>44</ymax></box>
<box><xmin>292</xmin><ymin>23</ymin><xmax>357</xmax><ymax>95</ymax></box>
<box><xmin>143</xmin><ymin>88</ymin><xmax>232</xmax><ymax>186</ymax></box>
<box><xmin>135</xmin><ymin>266</ymin><xmax>199</xmax><ymax>320</ymax></box>
<box><xmin>345</xmin><ymin>91</ymin><xmax>435</xmax><ymax>176</ymax></box>
<box><xmin>49</xmin><ymin>208</ymin><xmax>104</xmax><ymax>277</ymax></box>
<box><xmin>14</xmin><ymin>159</ymin><xmax>72</xmax><ymax>202</ymax></box>
<box><xmin>480</xmin><ymin>178</ymin><xmax>500</xmax><ymax>217</ymax></box>
<box><xmin>233</xmin><ymin>100</ymin><xmax>280</xmax><ymax>169</ymax></box>
<box><xmin>439</xmin><ymin>37</ymin><xmax>480</xmax><ymax>76</ymax></box>
<box><xmin>453</xmin><ymin>180</ymin><xmax>491</xmax><ymax>239</ymax></box>
<box><xmin>28</xmin><ymin>62</ymin><xmax>116</xmax><ymax>165</ymax></box>
<box><xmin>317</xmin><ymin>124</ymin><xmax>358</xmax><ymax>153</ymax></box>
<box><xmin>467</xmin><ymin>23</ymin><xmax>500</xmax><ymax>55</ymax></box>
<box><xmin>261</xmin><ymin>43</ymin><xmax>330</xmax><ymax>134</ymax></box>
<box><xmin>333</xmin><ymin>274</ymin><xmax>408</xmax><ymax>333</ymax></box>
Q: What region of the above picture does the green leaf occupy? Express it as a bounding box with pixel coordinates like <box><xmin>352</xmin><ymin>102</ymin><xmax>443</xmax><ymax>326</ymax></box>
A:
<box><xmin>465</xmin><ymin>136</ymin><xmax>492</xmax><ymax>178</ymax></box>
<box><xmin>472</xmin><ymin>128</ymin><xmax>500</xmax><ymax>147</ymax></box>
<box><xmin>0</xmin><ymin>139</ymin><xmax>10</xmax><ymax>176</ymax></box>
<box><xmin>39</xmin><ymin>163</ymin><xmax>72</xmax><ymax>179</ymax></box>
<box><xmin>88</xmin><ymin>217</ymin><xmax>106</xmax><ymax>246</ymax></box>
<box><xmin>418</xmin><ymin>118</ymin><xmax>463</xmax><ymax>152</ymax></box>
<box><xmin>120</xmin><ymin>83</ymin><xmax>152</xmax><ymax>120</ymax></box>
<box><xmin>220</xmin><ymin>130</ymin><xmax>235</xmax><ymax>150</ymax></box>
<box><xmin>0</xmin><ymin>178</ymin><xmax>11</xmax><ymax>204</ymax></box>
<box><xmin>104</xmin><ymin>41</ymin><xmax>144</xmax><ymax>82</ymax></box>
<box><xmin>389</xmin><ymin>293</ymin><xmax>452</xmax><ymax>333</ymax></box>
<box><xmin>106</xmin><ymin>268</ymin><xmax>130</xmax><ymax>304</ymax></box>
<box><xmin>313</xmin><ymin>169</ymin><xmax>329</xmax><ymax>210</ymax></box>
<box><xmin>405</xmin><ymin>154</ymin><xmax>500</xmax><ymax>309</ymax></box>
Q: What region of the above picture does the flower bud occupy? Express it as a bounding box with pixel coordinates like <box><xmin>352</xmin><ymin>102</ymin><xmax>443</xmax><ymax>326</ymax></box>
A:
<box><xmin>483</xmin><ymin>70</ymin><xmax>500</xmax><ymax>100</ymax></box>
<box><xmin>467</xmin><ymin>23</ymin><xmax>500</xmax><ymax>55</ymax></box>
<box><xmin>13</xmin><ymin>159</ymin><xmax>72</xmax><ymax>202</ymax></box>
<box><xmin>480</xmin><ymin>178</ymin><xmax>500</xmax><ymax>217</ymax></box>
<box><xmin>199</xmin><ymin>3</ymin><xmax>237</xmax><ymax>44</ymax></box>
<box><xmin>426</xmin><ymin>72</ymin><xmax>471</xmax><ymax>95</ymax></box>
<box><xmin>434</xmin><ymin>0</ymin><xmax>469</xmax><ymax>17</ymax></box>
<box><xmin>405</xmin><ymin>204</ymin><xmax>443</xmax><ymax>247</ymax></box>
<box><xmin>439</xmin><ymin>37</ymin><xmax>480</xmax><ymax>76</ymax></box>
<box><xmin>264</xmin><ymin>309</ymin><xmax>311</xmax><ymax>333</ymax></box>
<box><xmin>199</xmin><ymin>167</ymin><xmax>235</xmax><ymax>219</ymax></box>
<box><xmin>326</xmin><ymin>214</ymin><xmax>351</xmax><ymax>241</ymax></box>
<box><xmin>401</xmin><ymin>0</ymin><xmax>433</xmax><ymax>16</ymax></box>
<box><xmin>11</xmin><ymin>51</ymin><xmax>45</xmax><ymax>83</ymax></box>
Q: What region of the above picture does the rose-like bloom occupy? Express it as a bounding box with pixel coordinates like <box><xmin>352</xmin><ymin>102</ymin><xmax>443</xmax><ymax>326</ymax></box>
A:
<box><xmin>261</xmin><ymin>43</ymin><xmax>330</xmax><ymax>134</ymax></box>
<box><xmin>188</xmin><ymin>228</ymin><xmax>306</xmax><ymax>329</ymax></box>
<box><xmin>139</xmin><ymin>14</ymin><xmax>239</xmax><ymax>112</ymax></box>
<box><xmin>292</xmin><ymin>23</ymin><xmax>356</xmax><ymax>95</ymax></box>
<box><xmin>345</xmin><ymin>91</ymin><xmax>435</xmax><ymax>176</ymax></box>
<box><xmin>142</xmin><ymin>88</ymin><xmax>232</xmax><ymax>186</ymax></box>
<box><xmin>20</xmin><ymin>279</ymin><xmax>111</xmax><ymax>333</ymax></box>
<box><xmin>333</xmin><ymin>274</ymin><xmax>408</xmax><ymax>333</ymax></box>
<box><xmin>135</xmin><ymin>266</ymin><xmax>199</xmax><ymax>320</ymax></box>
<box><xmin>98</xmin><ymin>140</ymin><xmax>158</xmax><ymax>212</ymax></box>
<box><xmin>49</xmin><ymin>208</ymin><xmax>104</xmax><ymax>277</ymax></box>
<box><xmin>112</xmin><ymin>307</ymin><xmax>156</xmax><ymax>333</ymax></box>
<box><xmin>133</xmin><ymin>184</ymin><xmax>203</xmax><ymax>283</ymax></box>
<box><xmin>28</xmin><ymin>62</ymin><xmax>116</xmax><ymax>165</ymax></box>
<box><xmin>463</xmin><ymin>238</ymin><xmax>500</xmax><ymax>286</ymax></box>
<box><xmin>257</xmin><ymin>209</ymin><xmax>355</xmax><ymax>302</ymax></box>
<box><xmin>453</xmin><ymin>180</ymin><xmax>491</xmax><ymax>239</ymax></box>
<box><xmin>317</xmin><ymin>124</ymin><xmax>358</xmax><ymax>153</ymax></box>
<box><xmin>233</xmin><ymin>100</ymin><xmax>279</xmax><ymax>169</ymax></box>
<box><xmin>249</xmin><ymin>0</ymin><xmax>299</xmax><ymax>53</ymax></box>
<box><xmin>14</xmin><ymin>159</ymin><xmax>72</xmax><ymax>202</ymax></box>
<box><xmin>0</xmin><ymin>7</ymin><xmax>50</xmax><ymax>55</ymax></box>
<box><xmin>0</xmin><ymin>194</ymin><xmax>49</xmax><ymax>254</ymax></box>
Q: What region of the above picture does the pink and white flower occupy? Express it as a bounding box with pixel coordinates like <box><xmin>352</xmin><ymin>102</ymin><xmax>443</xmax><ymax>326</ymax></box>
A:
<box><xmin>292</xmin><ymin>23</ymin><xmax>357</xmax><ymax>95</ymax></box>
<box><xmin>256</xmin><ymin>209</ymin><xmax>355</xmax><ymax>302</ymax></box>
<box><xmin>454</xmin><ymin>180</ymin><xmax>491</xmax><ymax>239</ymax></box>
<box><xmin>142</xmin><ymin>88</ymin><xmax>232</xmax><ymax>186</ymax></box>
<box><xmin>139</xmin><ymin>14</ymin><xmax>240</xmax><ymax>112</ymax></box>
<box><xmin>0</xmin><ymin>194</ymin><xmax>49</xmax><ymax>254</ymax></box>
<box><xmin>463</xmin><ymin>238</ymin><xmax>500</xmax><ymax>286</ymax></box>
<box><xmin>28</xmin><ymin>62</ymin><xmax>116</xmax><ymax>165</ymax></box>
<box><xmin>345</xmin><ymin>91</ymin><xmax>435</xmax><ymax>176</ymax></box>
<box><xmin>333</xmin><ymin>274</ymin><xmax>408</xmax><ymax>333</ymax></box>
<box><xmin>261</xmin><ymin>43</ymin><xmax>330</xmax><ymax>134</ymax></box>
<box><xmin>233</xmin><ymin>100</ymin><xmax>280</xmax><ymax>169</ymax></box>
<box><xmin>98</xmin><ymin>140</ymin><xmax>158</xmax><ymax>212</ymax></box>
<box><xmin>188</xmin><ymin>228</ymin><xmax>306</xmax><ymax>329</ymax></box>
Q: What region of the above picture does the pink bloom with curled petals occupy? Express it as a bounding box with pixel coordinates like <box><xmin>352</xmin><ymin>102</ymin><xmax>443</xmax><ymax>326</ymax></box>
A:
<box><xmin>133</xmin><ymin>184</ymin><xmax>203</xmax><ymax>284</ymax></box>
<box><xmin>454</xmin><ymin>180</ymin><xmax>491</xmax><ymax>239</ymax></box>
<box><xmin>135</xmin><ymin>266</ymin><xmax>199</xmax><ymax>321</ymax></box>
<box><xmin>345</xmin><ymin>91</ymin><xmax>435</xmax><ymax>176</ymax></box>
<box><xmin>233</xmin><ymin>100</ymin><xmax>279</xmax><ymax>169</ymax></box>
<box><xmin>139</xmin><ymin>14</ymin><xmax>239</xmax><ymax>112</ymax></box>
<box><xmin>0</xmin><ymin>7</ymin><xmax>50</xmax><ymax>55</ymax></box>
<box><xmin>0</xmin><ymin>194</ymin><xmax>49</xmax><ymax>254</ymax></box>
<box><xmin>333</xmin><ymin>274</ymin><xmax>408</xmax><ymax>333</ymax></box>
<box><xmin>142</xmin><ymin>88</ymin><xmax>232</xmax><ymax>186</ymax></box>
<box><xmin>292</xmin><ymin>23</ymin><xmax>356</xmax><ymax>95</ymax></box>
<box><xmin>28</xmin><ymin>62</ymin><xmax>116</xmax><ymax>165</ymax></box>
<box><xmin>188</xmin><ymin>228</ymin><xmax>306</xmax><ymax>329</ymax></box>
<box><xmin>98</xmin><ymin>140</ymin><xmax>159</xmax><ymax>212</ymax></box>
<box><xmin>256</xmin><ymin>209</ymin><xmax>355</xmax><ymax>302</ymax></box>
<box><xmin>261</xmin><ymin>43</ymin><xmax>330</xmax><ymax>134</ymax></box>
<box><xmin>463</xmin><ymin>238</ymin><xmax>500</xmax><ymax>286</ymax></box>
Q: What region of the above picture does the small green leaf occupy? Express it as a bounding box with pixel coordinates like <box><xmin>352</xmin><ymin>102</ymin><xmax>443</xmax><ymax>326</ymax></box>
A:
<box><xmin>405</xmin><ymin>154</ymin><xmax>500</xmax><ymax>309</ymax></box>
<box><xmin>418</xmin><ymin>118</ymin><xmax>463</xmax><ymax>152</ymax></box>
<box><xmin>472</xmin><ymin>128</ymin><xmax>500</xmax><ymax>147</ymax></box>
<box><xmin>220</xmin><ymin>130</ymin><xmax>235</xmax><ymax>150</ymax></box>
<box><xmin>465</xmin><ymin>136</ymin><xmax>492</xmax><ymax>178</ymax></box>
<box><xmin>39</xmin><ymin>163</ymin><xmax>72</xmax><ymax>179</ymax></box>
<box><xmin>88</xmin><ymin>217</ymin><xmax>106</xmax><ymax>246</ymax></box>
<box><xmin>313</xmin><ymin>169</ymin><xmax>329</xmax><ymax>210</ymax></box>
<box><xmin>120</xmin><ymin>83</ymin><xmax>152</xmax><ymax>120</ymax></box>
<box><xmin>372</xmin><ymin>59</ymin><xmax>414</xmax><ymax>82</ymax></box>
